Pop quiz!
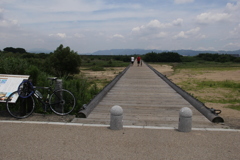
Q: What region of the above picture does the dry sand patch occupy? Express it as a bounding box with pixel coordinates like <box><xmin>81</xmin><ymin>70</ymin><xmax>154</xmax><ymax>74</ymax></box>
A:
<box><xmin>80</xmin><ymin>67</ymin><xmax>126</xmax><ymax>88</ymax></box>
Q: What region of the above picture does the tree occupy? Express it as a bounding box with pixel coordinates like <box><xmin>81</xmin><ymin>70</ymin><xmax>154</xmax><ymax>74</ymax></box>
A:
<box><xmin>47</xmin><ymin>44</ymin><xmax>81</xmax><ymax>78</ymax></box>
<box><xmin>3</xmin><ymin>47</ymin><xmax>26</xmax><ymax>53</ymax></box>
<box><xmin>143</xmin><ymin>52</ymin><xmax>158</xmax><ymax>62</ymax></box>
<box><xmin>159</xmin><ymin>52</ymin><xmax>182</xmax><ymax>62</ymax></box>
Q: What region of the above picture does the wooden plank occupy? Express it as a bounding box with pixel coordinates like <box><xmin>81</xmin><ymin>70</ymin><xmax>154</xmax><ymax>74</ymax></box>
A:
<box><xmin>73</xmin><ymin>62</ymin><xmax>222</xmax><ymax>128</ymax></box>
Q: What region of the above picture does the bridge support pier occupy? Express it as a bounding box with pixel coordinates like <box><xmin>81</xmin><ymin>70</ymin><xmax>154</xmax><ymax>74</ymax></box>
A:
<box><xmin>178</xmin><ymin>107</ymin><xmax>192</xmax><ymax>132</ymax></box>
<box><xmin>110</xmin><ymin>105</ymin><xmax>123</xmax><ymax>130</ymax></box>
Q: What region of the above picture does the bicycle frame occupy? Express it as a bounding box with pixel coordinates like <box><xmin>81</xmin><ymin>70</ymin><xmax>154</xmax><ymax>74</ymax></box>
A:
<box><xmin>32</xmin><ymin>86</ymin><xmax>63</xmax><ymax>112</ymax></box>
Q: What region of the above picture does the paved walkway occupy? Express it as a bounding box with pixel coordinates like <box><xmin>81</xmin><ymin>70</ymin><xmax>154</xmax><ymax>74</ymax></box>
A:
<box><xmin>73</xmin><ymin>62</ymin><xmax>224</xmax><ymax>129</ymax></box>
<box><xmin>0</xmin><ymin>121</ymin><xmax>239</xmax><ymax>160</ymax></box>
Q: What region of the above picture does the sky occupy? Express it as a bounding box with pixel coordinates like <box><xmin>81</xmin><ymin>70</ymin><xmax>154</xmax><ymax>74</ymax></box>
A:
<box><xmin>0</xmin><ymin>0</ymin><xmax>240</xmax><ymax>54</ymax></box>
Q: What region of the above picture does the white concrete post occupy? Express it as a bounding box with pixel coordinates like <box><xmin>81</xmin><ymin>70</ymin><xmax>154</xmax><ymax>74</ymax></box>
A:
<box><xmin>55</xmin><ymin>79</ymin><xmax>62</xmax><ymax>90</ymax></box>
<box><xmin>178</xmin><ymin>107</ymin><xmax>192</xmax><ymax>132</ymax></box>
<box><xmin>110</xmin><ymin>105</ymin><xmax>123</xmax><ymax>130</ymax></box>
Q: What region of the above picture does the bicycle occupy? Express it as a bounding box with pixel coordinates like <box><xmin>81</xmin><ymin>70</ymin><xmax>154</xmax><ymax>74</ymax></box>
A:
<box><xmin>6</xmin><ymin>77</ymin><xmax>76</xmax><ymax>119</ymax></box>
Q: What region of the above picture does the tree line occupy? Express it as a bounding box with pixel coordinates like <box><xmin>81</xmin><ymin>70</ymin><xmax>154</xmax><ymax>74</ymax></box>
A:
<box><xmin>3</xmin><ymin>47</ymin><xmax>27</xmax><ymax>53</ymax></box>
<box><xmin>143</xmin><ymin>52</ymin><xmax>182</xmax><ymax>62</ymax></box>
<box><xmin>142</xmin><ymin>52</ymin><xmax>240</xmax><ymax>63</ymax></box>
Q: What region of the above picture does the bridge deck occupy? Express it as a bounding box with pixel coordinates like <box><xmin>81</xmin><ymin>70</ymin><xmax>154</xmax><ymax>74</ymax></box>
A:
<box><xmin>73</xmin><ymin>62</ymin><xmax>223</xmax><ymax>128</ymax></box>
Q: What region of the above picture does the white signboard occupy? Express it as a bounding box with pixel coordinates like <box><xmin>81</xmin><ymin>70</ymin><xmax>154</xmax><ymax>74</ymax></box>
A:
<box><xmin>0</xmin><ymin>74</ymin><xmax>29</xmax><ymax>103</ymax></box>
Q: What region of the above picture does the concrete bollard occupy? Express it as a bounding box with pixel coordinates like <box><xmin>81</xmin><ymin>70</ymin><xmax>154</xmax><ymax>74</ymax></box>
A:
<box><xmin>110</xmin><ymin>105</ymin><xmax>123</xmax><ymax>130</ymax></box>
<box><xmin>178</xmin><ymin>107</ymin><xmax>192</xmax><ymax>132</ymax></box>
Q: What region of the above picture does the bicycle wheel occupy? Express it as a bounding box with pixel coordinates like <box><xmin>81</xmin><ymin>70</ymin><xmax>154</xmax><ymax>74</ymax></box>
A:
<box><xmin>49</xmin><ymin>89</ymin><xmax>76</xmax><ymax>115</ymax></box>
<box><xmin>18</xmin><ymin>80</ymin><xmax>34</xmax><ymax>98</ymax></box>
<box><xmin>6</xmin><ymin>91</ymin><xmax>35</xmax><ymax>119</ymax></box>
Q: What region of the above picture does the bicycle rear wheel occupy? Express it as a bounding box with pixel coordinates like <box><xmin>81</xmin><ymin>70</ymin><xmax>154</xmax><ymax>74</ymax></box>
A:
<box><xmin>6</xmin><ymin>91</ymin><xmax>35</xmax><ymax>119</ymax></box>
<box><xmin>49</xmin><ymin>89</ymin><xmax>76</xmax><ymax>115</ymax></box>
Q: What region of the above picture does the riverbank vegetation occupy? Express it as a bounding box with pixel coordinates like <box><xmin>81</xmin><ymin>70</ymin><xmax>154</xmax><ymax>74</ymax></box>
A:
<box><xmin>0</xmin><ymin>45</ymin><xmax>239</xmax><ymax>115</ymax></box>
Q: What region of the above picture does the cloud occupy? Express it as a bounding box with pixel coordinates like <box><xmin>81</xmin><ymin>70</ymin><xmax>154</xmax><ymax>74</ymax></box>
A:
<box><xmin>147</xmin><ymin>20</ymin><xmax>171</xmax><ymax>29</ymax></box>
<box><xmin>132</xmin><ymin>18</ymin><xmax>183</xmax><ymax>33</ymax></box>
<box><xmin>226</xmin><ymin>1</ymin><xmax>240</xmax><ymax>12</ymax></box>
<box><xmin>230</xmin><ymin>24</ymin><xmax>240</xmax><ymax>37</ymax></box>
<box><xmin>172</xmin><ymin>18</ymin><xmax>184</xmax><ymax>26</ymax></box>
<box><xmin>131</xmin><ymin>19</ymin><xmax>183</xmax><ymax>41</ymax></box>
<box><xmin>74</xmin><ymin>33</ymin><xmax>85</xmax><ymax>38</ymax></box>
<box><xmin>173</xmin><ymin>27</ymin><xmax>201</xmax><ymax>39</ymax></box>
<box><xmin>155</xmin><ymin>32</ymin><xmax>168</xmax><ymax>38</ymax></box>
<box><xmin>0</xmin><ymin>19</ymin><xmax>18</xmax><ymax>27</ymax></box>
<box><xmin>112</xmin><ymin>34</ymin><xmax>124</xmax><ymax>39</ymax></box>
<box><xmin>197</xmin><ymin>34</ymin><xmax>206</xmax><ymax>39</ymax></box>
<box><xmin>49</xmin><ymin>33</ymin><xmax>67</xmax><ymax>38</ymax></box>
<box><xmin>186</xmin><ymin>27</ymin><xmax>200</xmax><ymax>35</ymax></box>
<box><xmin>196</xmin><ymin>12</ymin><xmax>231</xmax><ymax>24</ymax></box>
<box><xmin>0</xmin><ymin>8</ymin><xmax>18</xmax><ymax>27</ymax></box>
<box><xmin>0</xmin><ymin>8</ymin><xmax>4</xmax><ymax>19</ymax></box>
<box><xmin>174</xmin><ymin>0</ymin><xmax>194</xmax><ymax>4</ymax></box>
<box><xmin>225</xmin><ymin>42</ymin><xmax>240</xmax><ymax>49</ymax></box>
<box><xmin>173</xmin><ymin>31</ymin><xmax>188</xmax><ymax>39</ymax></box>
<box><xmin>146</xmin><ymin>19</ymin><xmax>183</xmax><ymax>28</ymax></box>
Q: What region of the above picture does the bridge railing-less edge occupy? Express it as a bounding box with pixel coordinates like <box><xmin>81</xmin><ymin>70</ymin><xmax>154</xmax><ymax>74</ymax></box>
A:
<box><xmin>76</xmin><ymin>65</ymin><xmax>131</xmax><ymax>118</ymax></box>
<box><xmin>146</xmin><ymin>63</ymin><xmax>224</xmax><ymax>123</ymax></box>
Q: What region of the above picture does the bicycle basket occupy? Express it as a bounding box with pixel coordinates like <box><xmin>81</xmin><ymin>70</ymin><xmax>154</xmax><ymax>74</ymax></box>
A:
<box><xmin>17</xmin><ymin>80</ymin><xmax>34</xmax><ymax>98</ymax></box>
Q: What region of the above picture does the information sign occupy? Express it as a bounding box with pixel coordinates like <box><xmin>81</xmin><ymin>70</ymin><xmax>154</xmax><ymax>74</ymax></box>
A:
<box><xmin>0</xmin><ymin>74</ymin><xmax>29</xmax><ymax>103</ymax></box>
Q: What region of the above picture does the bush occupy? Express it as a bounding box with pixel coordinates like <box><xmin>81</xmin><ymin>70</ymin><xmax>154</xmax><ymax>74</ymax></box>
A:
<box><xmin>0</xmin><ymin>57</ymin><xmax>29</xmax><ymax>74</ymax></box>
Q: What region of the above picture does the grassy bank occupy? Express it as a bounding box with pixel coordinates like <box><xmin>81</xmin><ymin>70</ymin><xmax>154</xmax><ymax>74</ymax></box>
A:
<box><xmin>160</xmin><ymin>62</ymin><xmax>240</xmax><ymax>111</ymax></box>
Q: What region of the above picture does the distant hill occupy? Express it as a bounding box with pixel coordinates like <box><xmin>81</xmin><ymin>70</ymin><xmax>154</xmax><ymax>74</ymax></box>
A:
<box><xmin>28</xmin><ymin>48</ymin><xmax>52</xmax><ymax>53</ymax></box>
<box><xmin>90</xmin><ymin>49</ymin><xmax>166</xmax><ymax>55</ymax></box>
<box><xmin>87</xmin><ymin>49</ymin><xmax>240</xmax><ymax>56</ymax></box>
<box><xmin>28</xmin><ymin>48</ymin><xmax>240</xmax><ymax>56</ymax></box>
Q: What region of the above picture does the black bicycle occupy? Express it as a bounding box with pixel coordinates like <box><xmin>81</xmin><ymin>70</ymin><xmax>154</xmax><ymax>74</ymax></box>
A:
<box><xmin>6</xmin><ymin>77</ymin><xmax>76</xmax><ymax>119</ymax></box>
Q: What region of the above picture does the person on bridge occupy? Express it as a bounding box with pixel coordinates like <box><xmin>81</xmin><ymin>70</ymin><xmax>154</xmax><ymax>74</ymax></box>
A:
<box><xmin>137</xmin><ymin>56</ymin><xmax>142</xmax><ymax>66</ymax></box>
<box><xmin>131</xmin><ymin>56</ymin><xmax>135</xmax><ymax>66</ymax></box>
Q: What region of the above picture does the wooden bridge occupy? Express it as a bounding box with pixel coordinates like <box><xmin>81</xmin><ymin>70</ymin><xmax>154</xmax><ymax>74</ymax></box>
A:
<box><xmin>73</xmin><ymin>62</ymin><xmax>224</xmax><ymax>128</ymax></box>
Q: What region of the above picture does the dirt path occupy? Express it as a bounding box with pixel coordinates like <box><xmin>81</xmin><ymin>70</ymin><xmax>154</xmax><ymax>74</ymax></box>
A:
<box><xmin>150</xmin><ymin>64</ymin><xmax>240</xmax><ymax>129</ymax></box>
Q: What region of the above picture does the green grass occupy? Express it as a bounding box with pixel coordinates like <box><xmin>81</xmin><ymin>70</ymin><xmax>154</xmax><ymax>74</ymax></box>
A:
<box><xmin>81</xmin><ymin>59</ymin><xmax>129</xmax><ymax>68</ymax></box>
<box><xmin>173</xmin><ymin>61</ymin><xmax>240</xmax><ymax>70</ymax></box>
<box><xmin>202</xmin><ymin>96</ymin><xmax>240</xmax><ymax>104</ymax></box>
<box><xmin>91</xmin><ymin>66</ymin><xmax>105</xmax><ymax>71</ymax></box>
<box><xmin>227</xmin><ymin>105</ymin><xmax>240</xmax><ymax>111</ymax></box>
<box><xmin>168</xmin><ymin>62</ymin><xmax>240</xmax><ymax>110</ymax></box>
<box><xmin>178</xmin><ymin>79</ymin><xmax>240</xmax><ymax>104</ymax></box>
<box><xmin>195</xmin><ymin>80</ymin><xmax>240</xmax><ymax>89</ymax></box>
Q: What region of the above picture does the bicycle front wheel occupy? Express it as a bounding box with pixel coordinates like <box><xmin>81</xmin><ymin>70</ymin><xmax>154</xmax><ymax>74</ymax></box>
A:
<box><xmin>6</xmin><ymin>91</ymin><xmax>35</xmax><ymax>119</ymax></box>
<box><xmin>49</xmin><ymin>89</ymin><xmax>76</xmax><ymax>115</ymax></box>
